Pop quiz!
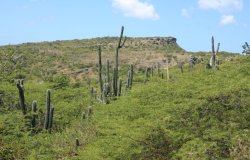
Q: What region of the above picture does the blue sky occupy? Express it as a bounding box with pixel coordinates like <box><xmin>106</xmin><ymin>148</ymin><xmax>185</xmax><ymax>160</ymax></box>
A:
<box><xmin>0</xmin><ymin>0</ymin><xmax>249</xmax><ymax>53</ymax></box>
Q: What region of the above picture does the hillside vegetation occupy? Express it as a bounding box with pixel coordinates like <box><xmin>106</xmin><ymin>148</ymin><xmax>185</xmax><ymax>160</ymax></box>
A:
<box><xmin>0</xmin><ymin>37</ymin><xmax>249</xmax><ymax>160</ymax></box>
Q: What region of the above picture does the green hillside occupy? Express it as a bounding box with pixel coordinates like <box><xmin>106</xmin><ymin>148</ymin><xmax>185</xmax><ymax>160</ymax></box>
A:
<box><xmin>0</xmin><ymin>37</ymin><xmax>249</xmax><ymax>159</ymax></box>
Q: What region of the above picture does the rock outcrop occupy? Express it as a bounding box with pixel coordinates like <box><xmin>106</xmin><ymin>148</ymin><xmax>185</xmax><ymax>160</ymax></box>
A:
<box><xmin>146</xmin><ymin>37</ymin><xmax>177</xmax><ymax>45</ymax></box>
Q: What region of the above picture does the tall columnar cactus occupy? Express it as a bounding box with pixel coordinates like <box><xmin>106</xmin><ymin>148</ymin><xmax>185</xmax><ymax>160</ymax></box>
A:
<box><xmin>179</xmin><ymin>62</ymin><xmax>184</xmax><ymax>73</ymax></box>
<box><xmin>144</xmin><ymin>67</ymin><xmax>149</xmax><ymax>83</ymax></box>
<box><xmin>93</xmin><ymin>89</ymin><xmax>97</xmax><ymax>99</ymax></box>
<box><xmin>48</xmin><ymin>106</ymin><xmax>54</xmax><ymax>132</ymax></box>
<box><xmin>210</xmin><ymin>36</ymin><xmax>216</xmax><ymax>67</ymax></box>
<box><xmin>102</xmin><ymin>83</ymin><xmax>108</xmax><ymax>103</ymax></box>
<box><xmin>151</xmin><ymin>66</ymin><xmax>154</xmax><ymax>77</ymax></box>
<box><xmin>106</xmin><ymin>58</ymin><xmax>110</xmax><ymax>94</ymax></box>
<box><xmin>118</xmin><ymin>79</ymin><xmax>122</xmax><ymax>97</ymax></box>
<box><xmin>216</xmin><ymin>42</ymin><xmax>220</xmax><ymax>55</ymax></box>
<box><xmin>212</xmin><ymin>36</ymin><xmax>215</xmax><ymax>54</ymax></box>
<box><xmin>106</xmin><ymin>58</ymin><xmax>110</xmax><ymax>84</ymax></box>
<box><xmin>87</xmin><ymin>106</ymin><xmax>93</xmax><ymax>119</ymax></box>
<box><xmin>146</xmin><ymin>67</ymin><xmax>149</xmax><ymax>78</ymax></box>
<box><xmin>129</xmin><ymin>64</ymin><xmax>134</xmax><ymax>87</ymax></box>
<box><xmin>166</xmin><ymin>60</ymin><xmax>170</xmax><ymax>81</ymax></box>
<box><xmin>215</xmin><ymin>42</ymin><xmax>220</xmax><ymax>70</ymax></box>
<box><xmin>16</xmin><ymin>79</ymin><xmax>26</xmax><ymax>115</ymax></box>
<box><xmin>90</xmin><ymin>87</ymin><xmax>94</xmax><ymax>98</ymax></box>
<box><xmin>82</xmin><ymin>111</ymin><xmax>86</xmax><ymax>126</ymax></box>
<box><xmin>31</xmin><ymin>100</ymin><xmax>37</xmax><ymax>128</ymax></box>
<box><xmin>98</xmin><ymin>46</ymin><xmax>103</xmax><ymax>100</ymax></box>
<box><xmin>112</xmin><ymin>67</ymin><xmax>116</xmax><ymax>96</ymax></box>
<box><xmin>114</xmin><ymin>26</ymin><xmax>126</xmax><ymax>96</ymax></box>
<box><xmin>127</xmin><ymin>70</ymin><xmax>131</xmax><ymax>88</ymax></box>
<box><xmin>157</xmin><ymin>62</ymin><xmax>160</xmax><ymax>77</ymax></box>
<box><xmin>44</xmin><ymin>89</ymin><xmax>51</xmax><ymax>130</ymax></box>
<box><xmin>75</xmin><ymin>138</ymin><xmax>80</xmax><ymax>150</ymax></box>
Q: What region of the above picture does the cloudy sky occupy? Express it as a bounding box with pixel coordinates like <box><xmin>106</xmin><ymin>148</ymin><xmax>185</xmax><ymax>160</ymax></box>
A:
<box><xmin>0</xmin><ymin>0</ymin><xmax>249</xmax><ymax>53</ymax></box>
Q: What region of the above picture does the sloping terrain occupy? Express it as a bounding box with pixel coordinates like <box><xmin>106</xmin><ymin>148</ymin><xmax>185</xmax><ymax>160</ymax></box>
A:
<box><xmin>0</xmin><ymin>37</ymin><xmax>185</xmax><ymax>82</ymax></box>
<box><xmin>0</xmin><ymin>37</ymin><xmax>248</xmax><ymax>160</ymax></box>
<box><xmin>79</xmin><ymin>56</ymin><xmax>250</xmax><ymax>160</ymax></box>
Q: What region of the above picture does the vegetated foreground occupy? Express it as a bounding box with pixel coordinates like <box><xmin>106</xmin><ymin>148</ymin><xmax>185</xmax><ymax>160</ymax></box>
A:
<box><xmin>0</xmin><ymin>37</ymin><xmax>249</xmax><ymax>160</ymax></box>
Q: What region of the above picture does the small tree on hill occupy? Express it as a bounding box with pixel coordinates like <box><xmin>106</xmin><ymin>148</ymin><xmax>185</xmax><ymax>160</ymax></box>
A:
<box><xmin>242</xmin><ymin>42</ymin><xmax>250</xmax><ymax>55</ymax></box>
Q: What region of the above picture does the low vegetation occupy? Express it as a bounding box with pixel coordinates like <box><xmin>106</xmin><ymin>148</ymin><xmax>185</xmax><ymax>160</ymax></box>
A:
<box><xmin>0</xmin><ymin>35</ymin><xmax>249</xmax><ymax>159</ymax></box>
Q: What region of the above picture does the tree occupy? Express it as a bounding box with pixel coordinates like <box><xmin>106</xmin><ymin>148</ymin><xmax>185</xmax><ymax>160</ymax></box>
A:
<box><xmin>242</xmin><ymin>42</ymin><xmax>250</xmax><ymax>55</ymax></box>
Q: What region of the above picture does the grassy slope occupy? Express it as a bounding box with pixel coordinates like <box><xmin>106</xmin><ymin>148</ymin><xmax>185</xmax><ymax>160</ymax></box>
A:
<box><xmin>80</xmin><ymin>56</ymin><xmax>250</xmax><ymax>160</ymax></box>
<box><xmin>0</xmin><ymin>38</ymin><xmax>249</xmax><ymax>159</ymax></box>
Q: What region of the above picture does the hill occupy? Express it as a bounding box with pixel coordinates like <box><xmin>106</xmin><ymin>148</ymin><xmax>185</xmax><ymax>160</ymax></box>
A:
<box><xmin>0</xmin><ymin>37</ymin><xmax>249</xmax><ymax>159</ymax></box>
<box><xmin>0</xmin><ymin>36</ymin><xmax>185</xmax><ymax>82</ymax></box>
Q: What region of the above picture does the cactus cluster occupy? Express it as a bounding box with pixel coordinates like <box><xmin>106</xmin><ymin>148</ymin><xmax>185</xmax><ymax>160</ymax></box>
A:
<box><xmin>94</xmin><ymin>26</ymin><xmax>128</xmax><ymax>103</ymax></box>
<box><xmin>16</xmin><ymin>80</ymin><xmax>55</xmax><ymax>133</ymax></box>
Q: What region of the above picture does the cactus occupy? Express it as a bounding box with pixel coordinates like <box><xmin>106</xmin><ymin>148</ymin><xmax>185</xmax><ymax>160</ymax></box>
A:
<box><xmin>151</xmin><ymin>66</ymin><xmax>154</xmax><ymax>77</ymax></box>
<box><xmin>216</xmin><ymin>42</ymin><xmax>220</xmax><ymax>55</ymax></box>
<box><xmin>146</xmin><ymin>67</ymin><xmax>150</xmax><ymax>78</ymax></box>
<box><xmin>82</xmin><ymin>111</ymin><xmax>86</xmax><ymax>126</ymax></box>
<box><xmin>118</xmin><ymin>79</ymin><xmax>122</xmax><ymax>96</ymax></box>
<box><xmin>124</xmin><ymin>84</ymin><xmax>128</xmax><ymax>95</ymax></box>
<box><xmin>144</xmin><ymin>67</ymin><xmax>149</xmax><ymax>83</ymax></box>
<box><xmin>75</xmin><ymin>138</ymin><xmax>80</xmax><ymax>150</ymax></box>
<box><xmin>106</xmin><ymin>58</ymin><xmax>110</xmax><ymax>94</ymax></box>
<box><xmin>98</xmin><ymin>46</ymin><xmax>103</xmax><ymax>100</ymax></box>
<box><xmin>90</xmin><ymin>87</ymin><xmax>94</xmax><ymax>98</ymax></box>
<box><xmin>212</xmin><ymin>36</ymin><xmax>215</xmax><ymax>54</ymax></box>
<box><xmin>215</xmin><ymin>42</ymin><xmax>220</xmax><ymax>70</ymax></box>
<box><xmin>93</xmin><ymin>89</ymin><xmax>97</xmax><ymax>99</ymax></box>
<box><xmin>106</xmin><ymin>58</ymin><xmax>110</xmax><ymax>84</ymax></box>
<box><xmin>48</xmin><ymin>106</ymin><xmax>54</xmax><ymax>132</ymax></box>
<box><xmin>44</xmin><ymin>89</ymin><xmax>51</xmax><ymax>130</ymax></box>
<box><xmin>166</xmin><ymin>60</ymin><xmax>170</xmax><ymax>81</ymax></box>
<box><xmin>102</xmin><ymin>83</ymin><xmax>108</xmax><ymax>103</ymax></box>
<box><xmin>114</xmin><ymin>26</ymin><xmax>126</xmax><ymax>96</ymax></box>
<box><xmin>179</xmin><ymin>62</ymin><xmax>184</xmax><ymax>73</ymax></box>
<box><xmin>31</xmin><ymin>100</ymin><xmax>37</xmax><ymax>128</ymax></box>
<box><xmin>112</xmin><ymin>67</ymin><xmax>116</xmax><ymax>96</ymax></box>
<box><xmin>127</xmin><ymin>70</ymin><xmax>131</xmax><ymax>88</ymax></box>
<box><xmin>16</xmin><ymin>79</ymin><xmax>26</xmax><ymax>115</ymax></box>
<box><xmin>87</xmin><ymin>106</ymin><xmax>93</xmax><ymax>118</ymax></box>
<box><xmin>157</xmin><ymin>62</ymin><xmax>160</xmax><ymax>77</ymax></box>
<box><xmin>210</xmin><ymin>36</ymin><xmax>217</xmax><ymax>67</ymax></box>
<box><xmin>129</xmin><ymin>64</ymin><xmax>134</xmax><ymax>87</ymax></box>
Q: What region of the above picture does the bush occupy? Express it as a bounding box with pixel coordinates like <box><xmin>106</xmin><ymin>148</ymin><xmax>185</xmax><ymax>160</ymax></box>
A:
<box><xmin>52</xmin><ymin>74</ymin><xmax>70</xmax><ymax>89</ymax></box>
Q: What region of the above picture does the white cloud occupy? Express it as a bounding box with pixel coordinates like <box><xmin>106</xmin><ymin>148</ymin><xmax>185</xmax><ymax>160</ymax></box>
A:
<box><xmin>112</xmin><ymin>0</ymin><xmax>159</xmax><ymax>20</ymax></box>
<box><xmin>181</xmin><ymin>8</ymin><xmax>194</xmax><ymax>18</ymax></box>
<box><xmin>220</xmin><ymin>14</ymin><xmax>236</xmax><ymax>25</ymax></box>
<box><xmin>198</xmin><ymin>0</ymin><xmax>243</xmax><ymax>11</ymax></box>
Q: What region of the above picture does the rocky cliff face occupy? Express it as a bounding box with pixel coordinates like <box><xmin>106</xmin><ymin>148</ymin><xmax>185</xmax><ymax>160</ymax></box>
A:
<box><xmin>146</xmin><ymin>37</ymin><xmax>177</xmax><ymax>45</ymax></box>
